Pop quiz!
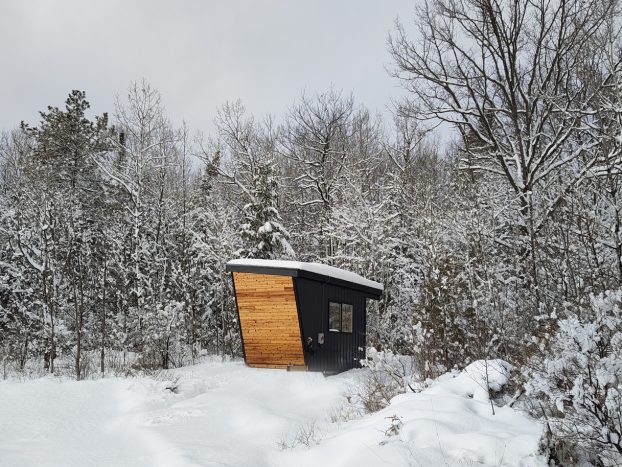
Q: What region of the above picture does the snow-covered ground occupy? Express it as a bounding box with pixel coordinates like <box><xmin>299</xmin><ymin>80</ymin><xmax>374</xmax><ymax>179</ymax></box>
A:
<box><xmin>0</xmin><ymin>358</ymin><xmax>545</xmax><ymax>467</ymax></box>
<box><xmin>281</xmin><ymin>360</ymin><xmax>546</xmax><ymax>467</ymax></box>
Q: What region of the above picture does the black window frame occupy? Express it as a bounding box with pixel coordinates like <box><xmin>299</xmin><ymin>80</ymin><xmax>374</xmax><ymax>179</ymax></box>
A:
<box><xmin>328</xmin><ymin>301</ymin><xmax>354</xmax><ymax>333</ymax></box>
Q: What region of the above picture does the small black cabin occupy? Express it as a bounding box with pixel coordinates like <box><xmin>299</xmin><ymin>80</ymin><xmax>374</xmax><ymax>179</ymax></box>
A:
<box><xmin>226</xmin><ymin>259</ymin><xmax>383</xmax><ymax>373</ymax></box>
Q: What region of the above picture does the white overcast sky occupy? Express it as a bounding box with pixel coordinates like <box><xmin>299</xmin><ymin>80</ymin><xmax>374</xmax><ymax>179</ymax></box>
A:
<box><xmin>0</xmin><ymin>0</ymin><xmax>415</xmax><ymax>133</ymax></box>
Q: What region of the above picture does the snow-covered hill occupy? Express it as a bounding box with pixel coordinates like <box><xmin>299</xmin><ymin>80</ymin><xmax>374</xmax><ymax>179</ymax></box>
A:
<box><xmin>0</xmin><ymin>358</ymin><xmax>545</xmax><ymax>467</ymax></box>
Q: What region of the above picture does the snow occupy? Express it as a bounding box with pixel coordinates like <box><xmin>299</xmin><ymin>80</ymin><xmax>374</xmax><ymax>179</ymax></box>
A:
<box><xmin>276</xmin><ymin>360</ymin><xmax>545</xmax><ymax>467</ymax></box>
<box><xmin>0</xmin><ymin>358</ymin><xmax>348</xmax><ymax>467</ymax></box>
<box><xmin>226</xmin><ymin>258</ymin><xmax>383</xmax><ymax>292</ymax></box>
<box><xmin>257</xmin><ymin>221</ymin><xmax>273</xmax><ymax>234</ymax></box>
<box><xmin>0</xmin><ymin>358</ymin><xmax>543</xmax><ymax>467</ymax></box>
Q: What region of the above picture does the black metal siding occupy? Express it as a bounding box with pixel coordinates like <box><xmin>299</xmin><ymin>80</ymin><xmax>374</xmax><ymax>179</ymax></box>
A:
<box><xmin>294</xmin><ymin>277</ymin><xmax>369</xmax><ymax>372</ymax></box>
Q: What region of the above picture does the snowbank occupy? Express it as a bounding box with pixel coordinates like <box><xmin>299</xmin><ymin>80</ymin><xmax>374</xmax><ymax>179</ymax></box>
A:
<box><xmin>276</xmin><ymin>359</ymin><xmax>545</xmax><ymax>467</ymax></box>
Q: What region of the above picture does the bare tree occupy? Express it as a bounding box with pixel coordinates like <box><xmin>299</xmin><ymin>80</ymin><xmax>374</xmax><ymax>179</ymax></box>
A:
<box><xmin>389</xmin><ymin>0</ymin><xmax>621</xmax><ymax>303</ymax></box>
<box><xmin>280</xmin><ymin>90</ymin><xmax>360</xmax><ymax>258</ymax></box>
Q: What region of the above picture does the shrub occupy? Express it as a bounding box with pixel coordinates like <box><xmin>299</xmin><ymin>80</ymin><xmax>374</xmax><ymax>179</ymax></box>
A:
<box><xmin>526</xmin><ymin>290</ymin><xmax>622</xmax><ymax>466</ymax></box>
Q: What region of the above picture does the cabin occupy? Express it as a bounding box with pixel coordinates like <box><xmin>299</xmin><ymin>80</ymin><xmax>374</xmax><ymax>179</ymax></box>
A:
<box><xmin>226</xmin><ymin>259</ymin><xmax>383</xmax><ymax>373</ymax></box>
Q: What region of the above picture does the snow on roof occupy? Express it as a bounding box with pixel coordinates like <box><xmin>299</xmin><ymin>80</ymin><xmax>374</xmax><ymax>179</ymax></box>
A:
<box><xmin>226</xmin><ymin>259</ymin><xmax>383</xmax><ymax>293</ymax></box>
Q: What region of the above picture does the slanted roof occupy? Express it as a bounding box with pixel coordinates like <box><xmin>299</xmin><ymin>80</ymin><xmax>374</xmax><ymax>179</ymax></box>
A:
<box><xmin>225</xmin><ymin>259</ymin><xmax>383</xmax><ymax>298</ymax></box>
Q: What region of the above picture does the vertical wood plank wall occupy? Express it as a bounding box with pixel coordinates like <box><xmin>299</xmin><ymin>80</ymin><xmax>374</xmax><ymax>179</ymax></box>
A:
<box><xmin>233</xmin><ymin>272</ymin><xmax>305</xmax><ymax>368</ymax></box>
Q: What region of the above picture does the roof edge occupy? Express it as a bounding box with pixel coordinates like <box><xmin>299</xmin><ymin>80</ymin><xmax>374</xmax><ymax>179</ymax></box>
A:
<box><xmin>225</xmin><ymin>261</ymin><xmax>383</xmax><ymax>298</ymax></box>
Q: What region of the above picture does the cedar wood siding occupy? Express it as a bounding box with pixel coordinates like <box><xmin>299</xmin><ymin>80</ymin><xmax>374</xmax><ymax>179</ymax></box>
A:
<box><xmin>232</xmin><ymin>272</ymin><xmax>305</xmax><ymax>368</ymax></box>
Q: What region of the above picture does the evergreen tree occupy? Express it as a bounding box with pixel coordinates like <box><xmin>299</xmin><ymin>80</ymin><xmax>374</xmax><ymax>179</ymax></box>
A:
<box><xmin>239</xmin><ymin>161</ymin><xmax>293</xmax><ymax>259</ymax></box>
<box><xmin>10</xmin><ymin>90</ymin><xmax>110</xmax><ymax>377</ymax></box>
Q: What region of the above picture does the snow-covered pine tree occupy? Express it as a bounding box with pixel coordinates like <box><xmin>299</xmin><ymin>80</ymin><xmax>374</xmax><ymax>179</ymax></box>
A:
<box><xmin>14</xmin><ymin>90</ymin><xmax>110</xmax><ymax>378</ymax></box>
<box><xmin>206</xmin><ymin>100</ymin><xmax>295</xmax><ymax>261</ymax></box>
<box><xmin>186</xmin><ymin>167</ymin><xmax>239</xmax><ymax>357</ymax></box>
<box><xmin>239</xmin><ymin>161</ymin><xmax>293</xmax><ymax>259</ymax></box>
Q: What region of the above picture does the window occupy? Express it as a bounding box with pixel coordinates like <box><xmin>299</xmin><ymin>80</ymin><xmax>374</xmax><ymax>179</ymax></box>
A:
<box><xmin>328</xmin><ymin>301</ymin><xmax>353</xmax><ymax>333</ymax></box>
<box><xmin>341</xmin><ymin>304</ymin><xmax>353</xmax><ymax>333</ymax></box>
<box><xmin>329</xmin><ymin>302</ymin><xmax>341</xmax><ymax>332</ymax></box>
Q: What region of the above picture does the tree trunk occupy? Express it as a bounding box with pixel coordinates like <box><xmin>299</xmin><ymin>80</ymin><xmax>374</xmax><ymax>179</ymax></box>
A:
<box><xmin>100</xmin><ymin>260</ymin><xmax>108</xmax><ymax>375</ymax></box>
<box><xmin>72</xmin><ymin>263</ymin><xmax>82</xmax><ymax>381</ymax></box>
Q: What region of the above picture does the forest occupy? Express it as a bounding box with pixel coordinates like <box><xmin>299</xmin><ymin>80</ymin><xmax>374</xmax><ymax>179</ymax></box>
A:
<box><xmin>1</xmin><ymin>0</ymin><xmax>622</xmax><ymax>464</ymax></box>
